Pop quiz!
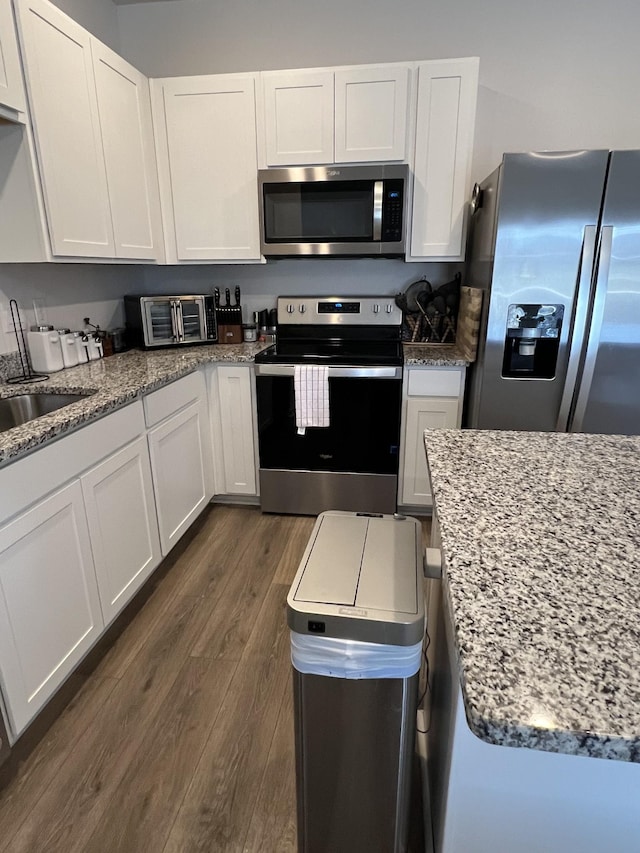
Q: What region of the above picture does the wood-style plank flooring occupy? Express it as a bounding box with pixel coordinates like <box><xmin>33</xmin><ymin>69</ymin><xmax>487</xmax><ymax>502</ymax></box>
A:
<box><xmin>0</xmin><ymin>505</ymin><xmax>428</xmax><ymax>853</ymax></box>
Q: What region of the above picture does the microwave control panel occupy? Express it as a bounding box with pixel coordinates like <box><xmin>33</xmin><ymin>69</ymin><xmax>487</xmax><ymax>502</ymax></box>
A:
<box><xmin>381</xmin><ymin>180</ymin><xmax>404</xmax><ymax>242</ymax></box>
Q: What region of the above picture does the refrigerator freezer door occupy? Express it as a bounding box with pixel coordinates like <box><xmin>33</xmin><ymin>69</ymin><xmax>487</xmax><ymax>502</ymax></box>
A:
<box><xmin>466</xmin><ymin>150</ymin><xmax>610</xmax><ymax>431</ymax></box>
<box><xmin>570</xmin><ymin>150</ymin><xmax>640</xmax><ymax>435</ymax></box>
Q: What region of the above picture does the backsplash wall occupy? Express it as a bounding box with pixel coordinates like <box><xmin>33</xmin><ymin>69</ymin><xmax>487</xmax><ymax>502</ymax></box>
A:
<box><xmin>0</xmin><ymin>264</ymin><xmax>143</xmax><ymax>355</ymax></box>
<box><xmin>140</xmin><ymin>259</ymin><xmax>461</xmax><ymax>324</ymax></box>
<box><xmin>0</xmin><ymin>259</ymin><xmax>459</xmax><ymax>356</ymax></box>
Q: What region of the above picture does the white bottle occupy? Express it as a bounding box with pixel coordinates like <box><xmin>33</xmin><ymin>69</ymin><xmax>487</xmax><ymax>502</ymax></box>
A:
<box><xmin>57</xmin><ymin>329</ymin><xmax>79</xmax><ymax>368</ymax></box>
<box><xmin>88</xmin><ymin>333</ymin><xmax>102</xmax><ymax>360</ymax></box>
<box><xmin>27</xmin><ymin>326</ymin><xmax>64</xmax><ymax>373</ymax></box>
<box><xmin>73</xmin><ymin>331</ymin><xmax>89</xmax><ymax>363</ymax></box>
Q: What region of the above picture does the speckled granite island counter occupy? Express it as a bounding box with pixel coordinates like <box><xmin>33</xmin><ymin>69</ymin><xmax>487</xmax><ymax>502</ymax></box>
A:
<box><xmin>422</xmin><ymin>428</ymin><xmax>640</xmax><ymax>853</ymax></box>
<box><xmin>0</xmin><ymin>344</ymin><xmax>265</xmax><ymax>466</ymax></box>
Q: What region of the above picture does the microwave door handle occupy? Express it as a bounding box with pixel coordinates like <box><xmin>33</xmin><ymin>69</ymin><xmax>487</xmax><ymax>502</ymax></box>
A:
<box><xmin>373</xmin><ymin>181</ymin><xmax>383</xmax><ymax>241</ymax></box>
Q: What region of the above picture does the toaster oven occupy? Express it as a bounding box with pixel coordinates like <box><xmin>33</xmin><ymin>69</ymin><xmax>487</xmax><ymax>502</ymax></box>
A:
<box><xmin>124</xmin><ymin>295</ymin><xmax>217</xmax><ymax>349</ymax></box>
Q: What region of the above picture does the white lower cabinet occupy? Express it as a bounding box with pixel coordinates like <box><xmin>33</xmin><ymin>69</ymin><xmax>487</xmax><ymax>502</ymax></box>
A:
<box><xmin>81</xmin><ymin>436</ymin><xmax>161</xmax><ymax>626</ymax></box>
<box><xmin>0</xmin><ymin>371</ymin><xmax>219</xmax><ymax>740</ymax></box>
<box><xmin>208</xmin><ymin>364</ymin><xmax>258</xmax><ymax>497</ymax></box>
<box><xmin>0</xmin><ymin>480</ymin><xmax>103</xmax><ymax>735</ymax></box>
<box><xmin>145</xmin><ymin>372</ymin><xmax>213</xmax><ymax>554</ymax></box>
<box><xmin>400</xmin><ymin>367</ymin><xmax>465</xmax><ymax>508</ymax></box>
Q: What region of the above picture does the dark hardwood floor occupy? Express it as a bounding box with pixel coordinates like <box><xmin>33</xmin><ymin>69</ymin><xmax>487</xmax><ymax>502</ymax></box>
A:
<box><xmin>0</xmin><ymin>504</ymin><xmax>429</xmax><ymax>853</ymax></box>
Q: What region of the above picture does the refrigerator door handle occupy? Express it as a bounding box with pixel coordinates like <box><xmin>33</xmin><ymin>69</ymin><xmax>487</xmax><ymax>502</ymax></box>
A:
<box><xmin>556</xmin><ymin>225</ymin><xmax>598</xmax><ymax>431</ymax></box>
<box><xmin>570</xmin><ymin>225</ymin><xmax>613</xmax><ymax>432</ymax></box>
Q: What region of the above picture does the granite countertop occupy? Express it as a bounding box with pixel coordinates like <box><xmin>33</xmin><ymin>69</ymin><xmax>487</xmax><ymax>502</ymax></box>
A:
<box><xmin>0</xmin><ymin>344</ymin><xmax>266</xmax><ymax>467</ymax></box>
<box><xmin>424</xmin><ymin>428</ymin><xmax>640</xmax><ymax>763</ymax></box>
<box><xmin>403</xmin><ymin>344</ymin><xmax>469</xmax><ymax>366</ymax></box>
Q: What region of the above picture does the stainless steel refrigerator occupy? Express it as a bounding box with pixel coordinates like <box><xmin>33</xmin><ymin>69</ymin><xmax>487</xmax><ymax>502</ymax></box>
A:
<box><xmin>465</xmin><ymin>150</ymin><xmax>640</xmax><ymax>434</ymax></box>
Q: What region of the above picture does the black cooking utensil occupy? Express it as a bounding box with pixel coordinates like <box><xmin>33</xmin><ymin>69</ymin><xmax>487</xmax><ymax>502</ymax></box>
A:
<box><xmin>404</xmin><ymin>277</ymin><xmax>432</xmax><ymax>313</ymax></box>
<box><xmin>235</xmin><ymin>286</ymin><xmax>241</xmax><ymax>306</ymax></box>
<box><xmin>214</xmin><ymin>288</ymin><xmax>220</xmax><ymax>308</ymax></box>
<box><xmin>225</xmin><ymin>288</ymin><xmax>231</xmax><ymax>307</ymax></box>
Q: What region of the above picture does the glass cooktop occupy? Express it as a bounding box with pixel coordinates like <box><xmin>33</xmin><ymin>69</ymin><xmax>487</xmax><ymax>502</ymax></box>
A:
<box><xmin>255</xmin><ymin>338</ymin><xmax>403</xmax><ymax>366</ymax></box>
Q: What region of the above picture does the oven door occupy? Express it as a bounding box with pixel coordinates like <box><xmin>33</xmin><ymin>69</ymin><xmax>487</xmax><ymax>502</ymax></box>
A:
<box><xmin>255</xmin><ymin>364</ymin><xmax>402</xmax><ymax>514</ymax></box>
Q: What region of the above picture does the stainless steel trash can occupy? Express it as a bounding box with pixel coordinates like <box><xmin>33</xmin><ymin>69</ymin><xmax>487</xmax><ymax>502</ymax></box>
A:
<box><xmin>287</xmin><ymin>511</ymin><xmax>425</xmax><ymax>853</ymax></box>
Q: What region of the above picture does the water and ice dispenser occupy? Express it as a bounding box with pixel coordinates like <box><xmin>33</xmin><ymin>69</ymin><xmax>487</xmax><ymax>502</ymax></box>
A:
<box><xmin>502</xmin><ymin>303</ymin><xmax>564</xmax><ymax>378</ymax></box>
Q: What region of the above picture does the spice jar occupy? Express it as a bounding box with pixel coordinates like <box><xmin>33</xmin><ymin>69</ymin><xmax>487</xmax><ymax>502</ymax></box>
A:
<box><xmin>242</xmin><ymin>324</ymin><xmax>257</xmax><ymax>342</ymax></box>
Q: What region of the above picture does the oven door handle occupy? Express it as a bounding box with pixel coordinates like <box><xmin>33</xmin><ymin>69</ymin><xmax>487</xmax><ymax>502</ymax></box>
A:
<box><xmin>254</xmin><ymin>364</ymin><xmax>402</xmax><ymax>379</ymax></box>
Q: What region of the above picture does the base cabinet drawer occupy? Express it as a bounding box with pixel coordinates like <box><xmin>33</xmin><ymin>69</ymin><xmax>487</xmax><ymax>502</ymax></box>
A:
<box><xmin>0</xmin><ymin>480</ymin><xmax>104</xmax><ymax>736</ymax></box>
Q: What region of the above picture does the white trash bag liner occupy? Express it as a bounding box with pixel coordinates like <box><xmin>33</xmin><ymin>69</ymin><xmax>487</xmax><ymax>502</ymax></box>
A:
<box><xmin>291</xmin><ymin>631</ymin><xmax>423</xmax><ymax>680</ymax></box>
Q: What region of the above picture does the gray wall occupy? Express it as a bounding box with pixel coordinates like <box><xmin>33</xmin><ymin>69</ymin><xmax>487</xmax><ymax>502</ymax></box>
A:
<box><xmin>116</xmin><ymin>0</ymin><xmax>640</xmax><ymax>304</ymax></box>
<box><xmin>0</xmin><ymin>265</ymin><xmax>141</xmax><ymax>355</ymax></box>
<box><xmin>5</xmin><ymin>0</ymin><xmax>639</xmax><ymax>345</ymax></box>
<box><xmin>116</xmin><ymin>0</ymin><xmax>640</xmax><ymax>182</ymax></box>
<box><xmin>50</xmin><ymin>0</ymin><xmax>120</xmax><ymax>50</ymax></box>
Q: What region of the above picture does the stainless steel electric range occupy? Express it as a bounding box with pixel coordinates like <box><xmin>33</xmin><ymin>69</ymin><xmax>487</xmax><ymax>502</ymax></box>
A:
<box><xmin>254</xmin><ymin>295</ymin><xmax>403</xmax><ymax>515</ymax></box>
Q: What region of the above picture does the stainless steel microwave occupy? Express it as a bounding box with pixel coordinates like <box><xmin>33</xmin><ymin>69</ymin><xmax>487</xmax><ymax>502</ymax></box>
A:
<box><xmin>258</xmin><ymin>164</ymin><xmax>408</xmax><ymax>257</ymax></box>
<box><xmin>124</xmin><ymin>295</ymin><xmax>217</xmax><ymax>349</ymax></box>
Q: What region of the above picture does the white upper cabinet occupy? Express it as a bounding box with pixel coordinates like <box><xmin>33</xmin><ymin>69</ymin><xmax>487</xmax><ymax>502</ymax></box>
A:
<box><xmin>90</xmin><ymin>41</ymin><xmax>162</xmax><ymax>260</ymax></box>
<box><xmin>14</xmin><ymin>0</ymin><xmax>115</xmax><ymax>257</ymax></box>
<box><xmin>263</xmin><ymin>70</ymin><xmax>334</xmax><ymax>165</ymax></box>
<box><xmin>152</xmin><ymin>74</ymin><xmax>261</xmax><ymax>263</ymax></box>
<box><xmin>14</xmin><ymin>0</ymin><xmax>161</xmax><ymax>260</ymax></box>
<box><xmin>0</xmin><ymin>0</ymin><xmax>27</xmax><ymax>117</ymax></box>
<box><xmin>335</xmin><ymin>65</ymin><xmax>409</xmax><ymax>163</ymax></box>
<box><xmin>262</xmin><ymin>63</ymin><xmax>410</xmax><ymax>167</ymax></box>
<box><xmin>408</xmin><ymin>57</ymin><xmax>479</xmax><ymax>261</ymax></box>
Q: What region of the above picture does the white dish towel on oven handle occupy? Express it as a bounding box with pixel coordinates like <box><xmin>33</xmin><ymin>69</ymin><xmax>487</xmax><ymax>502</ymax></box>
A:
<box><xmin>294</xmin><ymin>365</ymin><xmax>329</xmax><ymax>434</ymax></box>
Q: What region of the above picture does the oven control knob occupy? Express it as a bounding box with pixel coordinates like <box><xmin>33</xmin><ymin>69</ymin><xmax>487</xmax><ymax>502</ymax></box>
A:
<box><xmin>287</xmin><ymin>304</ymin><xmax>295</xmax><ymax>314</ymax></box>
<box><xmin>373</xmin><ymin>304</ymin><xmax>380</xmax><ymax>314</ymax></box>
<box><xmin>299</xmin><ymin>305</ymin><xmax>306</xmax><ymax>314</ymax></box>
<box><xmin>385</xmin><ymin>304</ymin><xmax>393</xmax><ymax>314</ymax></box>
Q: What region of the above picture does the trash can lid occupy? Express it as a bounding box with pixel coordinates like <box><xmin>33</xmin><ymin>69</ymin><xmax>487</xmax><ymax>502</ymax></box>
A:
<box><xmin>286</xmin><ymin>511</ymin><xmax>425</xmax><ymax>646</ymax></box>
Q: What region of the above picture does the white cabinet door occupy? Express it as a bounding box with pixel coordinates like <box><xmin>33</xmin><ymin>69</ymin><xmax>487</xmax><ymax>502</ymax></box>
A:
<box><xmin>335</xmin><ymin>65</ymin><xmax>409</xmax><ymax>163</ymax></box>
<box><xmin>91</xmin><ymin>40</ymin><xmax>162</xmax><ymax>260</ymax></box>
<box><xmin>214</xmin><ymin>364</ymin><xmax>257</xmax><ymax>496</ymax></box>
<box><xmin>153</xmin><ymin>74</ymin><xmax>261</xmax><ymax>262</ymax></box>
<box><xmin>0</xmin><ymin>0</ymin><xmax>27</xmax><ymax>116</ymax></box>
<box><xmin>262</xmin><ymin>70</ymin><xmax>334</xmax><ymax>166</ymax></box>
<box><xmin>14</xmin><ymin>0</ymin><xmax>115</xmax><ymax>257</ymax></box>
<box><xmin>147</xmin><ymin>398</ymin><xmax>209</xmax><ymax>554</ymax></box>
<box><xmin>409</xmin><ymin>58</ymin><xmax>479</xmax><ymax>261</ymax></box>
<box><xmin>81</xmin><ymin>436</ymin><xmax>161</xmax><ymax>627</ymax></box>
<box><xmin>401</xmin><ymin>397</ymin><xmax>460</xmax><ymax>507</ymax></box>
<box><xmin>0</xmin><ymin>481</ymin><xmax>103</xmax><ymax>736</ymax></box>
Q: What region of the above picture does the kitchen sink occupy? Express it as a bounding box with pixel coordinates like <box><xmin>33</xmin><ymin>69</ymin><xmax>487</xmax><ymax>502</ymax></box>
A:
<box><xmin>0</xmin><ymin>392</ymin><xmax>94</xmax><ymax>434</ymax></box>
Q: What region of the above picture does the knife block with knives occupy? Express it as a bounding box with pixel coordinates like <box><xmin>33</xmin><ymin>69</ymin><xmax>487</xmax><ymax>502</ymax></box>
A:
<box><xmin>215</xmin><ymin>286</ymin><xmax>243</xmax><ymax>344</ymax></box>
